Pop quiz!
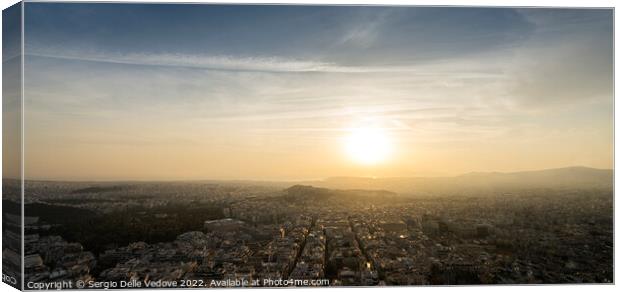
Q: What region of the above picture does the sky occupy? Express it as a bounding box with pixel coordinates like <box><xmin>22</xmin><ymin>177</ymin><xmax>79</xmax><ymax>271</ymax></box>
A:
<box><xmin>18</xmin><ymin>3</ymin><xmax>613</xmax><ymax>180</ymax></box>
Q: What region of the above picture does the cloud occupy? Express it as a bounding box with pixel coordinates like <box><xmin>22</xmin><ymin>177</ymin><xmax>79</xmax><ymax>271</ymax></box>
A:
<box><xmin>25</xmin><ymin>45</ymin><xmax>507</xmax><ymax>76</ymax></box>
<box><xmin>27</xmin><ymin>48</ymin><xmax>418</xmax><ymax>73</ymax></box>
<box><xmin>500</xmin><ymin>9</ymin><xmax>613</xmax><ymax>110</ymax></box>
<box><xmin>507</xmin><ymin>44</ymin><xmax>612</xmax><ymax>108</ymax></box>
<box><xmin>27</xmin><ymin>49</ymin><xmax>336</xmax><ymax>73</ymax></box>
<box><xmin>336</xmin><ymin>8</ymin><xmax>394</xmax><ymax>49</ymax></box>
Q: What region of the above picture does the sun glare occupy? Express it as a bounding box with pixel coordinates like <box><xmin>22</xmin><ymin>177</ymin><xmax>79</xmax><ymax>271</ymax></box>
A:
<box><xmin>344</xmin><ymin>126</ymin><xmax>392</xmax><ymax>165</ymax></box>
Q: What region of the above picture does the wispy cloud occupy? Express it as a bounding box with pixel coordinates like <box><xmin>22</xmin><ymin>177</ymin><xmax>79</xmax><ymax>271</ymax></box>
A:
<box><xmin>27</xmin><ymin>49</ymin><xmax>335</xmax><ymax>73</ymax></box>
<box><xmin>337</xmin><ymin>9</ymin><xmax>394</xmax><ymax>48</ymax></box>
<box><xmin>26</xmin><ymin>46</ymin><xmax>507</xmax><ymax>76</ymax></box>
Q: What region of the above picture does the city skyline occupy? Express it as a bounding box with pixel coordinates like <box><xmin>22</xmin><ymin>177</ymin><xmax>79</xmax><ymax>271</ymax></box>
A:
<box><xmin>20</xmin><ymin>4</ymin><xmax>613</xmax><ymax>180</ymax></box>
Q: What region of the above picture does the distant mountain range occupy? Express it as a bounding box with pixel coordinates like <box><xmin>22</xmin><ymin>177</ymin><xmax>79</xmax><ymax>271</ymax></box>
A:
<box><xmin>302</xmin><ymin>166</ymin><xmax>613</xmax><ymax>195</ymax></box>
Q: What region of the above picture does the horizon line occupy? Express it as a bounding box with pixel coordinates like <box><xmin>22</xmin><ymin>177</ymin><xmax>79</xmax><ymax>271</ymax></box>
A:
<box><xmin>5</xmin><ymin>165</ymin><xmax>612</xmax><ymax>183</ymax></box>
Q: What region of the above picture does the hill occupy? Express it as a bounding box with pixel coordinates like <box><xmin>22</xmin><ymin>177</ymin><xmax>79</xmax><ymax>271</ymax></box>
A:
<box><xmin>304</xmin><ymin>166</ymin><xmax>612</xmax><ymax>195</ymax></box>
<box><xmin>284</xmin><ymin>184</ymin><xmax>398</xmax><ymax>201</ymax></box>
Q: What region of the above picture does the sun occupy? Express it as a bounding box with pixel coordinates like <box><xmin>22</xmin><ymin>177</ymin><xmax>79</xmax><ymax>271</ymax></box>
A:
<box><xmin>344</xmin><ymin>126</ymin><xmax>392</xmax><ymax>165</ymax></box>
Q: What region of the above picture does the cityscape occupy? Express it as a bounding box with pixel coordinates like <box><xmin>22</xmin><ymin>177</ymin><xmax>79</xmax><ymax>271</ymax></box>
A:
<box><xmin>2</xmin><ymin>166</ymin><xmax>614</xmax><ymax>287</ymax></box>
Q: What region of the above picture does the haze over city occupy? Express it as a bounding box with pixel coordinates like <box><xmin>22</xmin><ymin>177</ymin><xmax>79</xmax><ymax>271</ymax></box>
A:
<box><xmin>18</xmin><ymin>4</ymin><xmax>613</xmax><ymax>181</ymax></box>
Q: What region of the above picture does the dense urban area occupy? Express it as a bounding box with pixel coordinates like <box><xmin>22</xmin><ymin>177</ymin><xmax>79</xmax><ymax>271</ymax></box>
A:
<box><xmin>3</xmin><ymin>174</ymin><xmax>614</xmax><ymax>287</ymax></box>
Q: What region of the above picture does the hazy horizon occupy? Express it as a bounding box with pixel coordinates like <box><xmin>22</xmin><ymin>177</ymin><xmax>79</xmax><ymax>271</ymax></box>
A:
<box><xmin>15</xmin><ymin>4</ymin><xmax>613</xmax><ymax>181</ymax></box>
<box><xmin>8</xmin><ymin>165</ymin><xmax>609</xmax><ymax>183</ymax></box>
